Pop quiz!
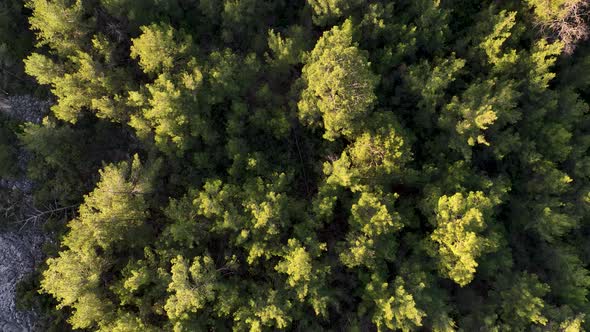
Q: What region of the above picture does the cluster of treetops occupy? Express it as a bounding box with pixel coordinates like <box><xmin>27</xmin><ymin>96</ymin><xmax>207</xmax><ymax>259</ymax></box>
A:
<box><xmin>0</xmin><ymin>0</ymin><xmax>589</xmax><ymax>331</ymax></box>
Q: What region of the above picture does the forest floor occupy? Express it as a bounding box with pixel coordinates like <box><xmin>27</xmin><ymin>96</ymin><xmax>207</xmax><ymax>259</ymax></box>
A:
<box><xmin>0</xmin><ymin>226</ymin><xmax>44</xmax><ymax>332</ymax></box>
<box><xmin>0</xmin><ymin>96</ymin><xmax>50</xmax><ymax>331</ymax></box>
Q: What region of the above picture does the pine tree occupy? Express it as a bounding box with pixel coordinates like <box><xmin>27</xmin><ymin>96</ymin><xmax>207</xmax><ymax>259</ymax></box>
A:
<box><xmin>299</xmin><ymin>19</ymin><xmax>378</xmax><ymax>141</ymax></box>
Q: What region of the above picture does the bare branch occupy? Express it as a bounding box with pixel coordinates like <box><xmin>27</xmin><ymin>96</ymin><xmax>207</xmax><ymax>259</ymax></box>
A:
<box><xmin>13</xmin><ymin>204</ymin><xmax>77</xmax><ymax>231</ymax></box>
<box><xmin>536</xmin><ymin>0</ymin><xmax>590</xmax><ymax>54</ymax></box>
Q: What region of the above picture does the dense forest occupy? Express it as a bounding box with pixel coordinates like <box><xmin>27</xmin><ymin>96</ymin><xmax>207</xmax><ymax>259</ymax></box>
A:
<box><xmin>0</xmin><ymin>0</ymin><xmax>589</xmax><ymax>330</ymax></box>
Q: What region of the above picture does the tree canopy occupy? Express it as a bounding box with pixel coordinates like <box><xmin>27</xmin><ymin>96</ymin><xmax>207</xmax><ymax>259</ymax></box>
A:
<box><xmin>0</xmin><ymin>0</ymin><xmax>589</xmax><ymax>331</ymax></box>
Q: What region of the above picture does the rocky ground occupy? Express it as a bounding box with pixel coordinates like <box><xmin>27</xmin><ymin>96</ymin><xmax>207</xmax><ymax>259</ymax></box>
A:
<box><xmin>0</xmin><ymin>96</ymin><xmax>50</xmax><ymax>124</ymax></box>
<box><xmin>0</xmin><ymin>95</ymin><xmax>50</xmax><ymax>331</ymax></box>
<box><xmin>0</xmin><ymin>228</ymin><xmax>45</xmax><ymax>332</ymax></box>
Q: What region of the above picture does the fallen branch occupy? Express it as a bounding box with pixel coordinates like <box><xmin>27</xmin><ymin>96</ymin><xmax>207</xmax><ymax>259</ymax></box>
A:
<box><xmin>13</xmin><ymin>203</ymin><xmax>77</xmax><ymax>232</ymax></box>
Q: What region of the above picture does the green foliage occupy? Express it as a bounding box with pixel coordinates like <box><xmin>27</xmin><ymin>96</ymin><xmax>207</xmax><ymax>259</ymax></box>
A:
<box><xmin>7</xmin><ymin>0</ymin><xmax>590</xmax><ymax>331</ymax></box>
<box><xmin>0</xmin><ymin>0</ymin><xmax>35</xmax><ymax>94</ymax></box>
<box><xmin>339</xmin><ymin>191</ymin><xmax>402</xmax><ymax>269</ymax></box>
<box><xmin>40</xmin><ymin>156</ymin><xmax>157</xmax><ymax>329</ymax></box>
<box><xmin>307</xmin><ymin>0</ymin><xmax>364</xmax><ymax>26</ymax></box>
<box><xmin>130</xmin><ymin>23</ymin><xmax>194</xmax><ymax>75</ymax></box>
<box><xmin>429</xmin><ymin>191</ymin><xmax>498</xmax><ymax>286</ymax></box>
<box><xmin>324</xmin><ymin>123</ymin><xmax>411</xmax><ymax>191</ymax></box>
<box><xmin>498</xmin><ymin>273</ymin><xmax>550</xmax><ymax>327</ymax></box>
<box><xmin>165</xmin><ymin>255</ymin><xmax>219</xmax><ymax>320</ymax></box>
<box><xmin>26</xmin><ymin>49</ymin><xmax>132</xmax><ymax>122</ymax></box>
<box><xmin>440</xmin><ymin>79</ymin><xmax>520</xmax><ymax>159</ymax></box>
<box><xmin>525</xmin><ymin>0</ymin><xmax>577</xmax><ymax>22</ymax></box>
<box><xmin>275</xmin><ymin>238</ymin><xmax>330</xmax><ymax>315</ymax></box>
<box><xmin>299</xmin><ymin>19</ymin><xmax>378</xmax><ymax>141</ymax></box>
<box><xmin>266</xmin><ymin>27</ymin><xmax>306</xmax><ymax>67</ymax></box>
<box><xmin>364</xmin><ymin>276</ymin><xmax>426</xmax><ymax>332</ymax></box>
<box><xmin>25</xmin><ymin>0</ymin><xmax>89</xmax><ymax>54</ymax></box>
<box><xmin>20</xmin><ymin>116</ymin><xmax>133</xmax><ymax>204</ymax></box>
